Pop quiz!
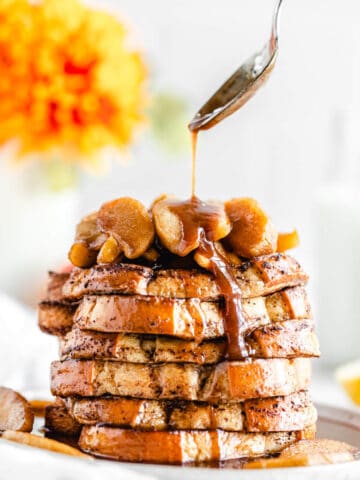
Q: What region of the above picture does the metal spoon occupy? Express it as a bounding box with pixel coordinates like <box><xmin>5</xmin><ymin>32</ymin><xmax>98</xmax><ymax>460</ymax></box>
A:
<box><xmin>188</xmin><ymin>0</ymin><xmax>284</xmax><ymax>131</ymax></box>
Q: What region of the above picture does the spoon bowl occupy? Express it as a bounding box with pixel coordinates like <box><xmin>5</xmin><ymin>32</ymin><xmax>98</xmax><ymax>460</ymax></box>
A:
<box><xmin>189</xmin><ymin>0</ymin><xmax>283</xmax><ymax>131</ymax></box>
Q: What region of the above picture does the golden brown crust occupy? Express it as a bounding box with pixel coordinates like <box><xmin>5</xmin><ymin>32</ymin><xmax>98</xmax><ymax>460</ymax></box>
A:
<box><xmin>50</xmin><ymin>358</ymin><xmax>311</xmax><ymax>402</ymax></box>
<box><xmin>45</xmin><ymin>391</ymin><xmax>316</xmax><ymax>433</ymax></box>
<box><xmin>59</xmin><ymin>254</ymin><xmax>307</xmax><ymax>301</ymax></box>
<box><xmin>62</xmin><ymin>264</ymin><xmax>151</xmax><ymax>301</ymax></box>
<box><xmin>73</xmin><ymin>287</ymin><xmax>310</xmax><ymax>339</ymax></box>
<box><xmin>245</xmin><ymin>319</ymin><xmax>320</xmax><ymax>358</ymax></box>
<box><xmin>203</xmin><ymin>358</ymin><xmax>311</xmax><ymax>403</ymax></box>
<box><xmin>38</xmin><ymin>302</ymin><xmax>76</xmax><ymax>335</ymax></box>
<box><xmin>46</xmin><ymin>272</ymin><xmax>71</xmax><ymax>302</ymax></box>
<box><xmin>243</xmin><ymin>392</ymin><xmax>317</xmax><ymax>432</ymax></box>
<box><xmin>78</xmin><ymin>425</ymin><xmax>316</xmax><ymax>463</ymax></box>
<box><xmin>45</xmin><ymin>399</ymin><xmax>81</xmax><ymax>437</ymax></box>
<box><xmin>59</xmin><ymin>319</ymin><xmax>319</xmax><ymax>363</ymax></box>
<box><xmin>51</xmin><ymin>360</ymin><xmax>95</xmax><ymax>398</ymax></box>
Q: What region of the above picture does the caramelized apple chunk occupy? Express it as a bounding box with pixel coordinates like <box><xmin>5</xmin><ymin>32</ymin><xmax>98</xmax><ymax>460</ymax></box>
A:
<box><xmin>277</xmin><ymin>229</ymin><xmax>300</xmax><ymax>252</ymax></box>
<box><xmin>152</xmin><ymin>197</ymin><xmax>231</xmax><ymax>256</ymax></box>
<box><xmin>142</xmin><ymin>246</ymin><xmax>160</xmax><ymax>262</ymax></box>
<box><xmin>194</xmin><ymin>242</ymin><xmax>240</xmax><ymax>269</ymax></box>
<box><xmin>97</xmin><ymin>236</ymin><xmax>121</xmax><ymax>264</ymax></box>
<box><xmin>224</xmin><ymin>197</ymin><xmax>278</xmax><ymax>258</ymax></box>
<box><xmin>68</xmin><ymin>212</ymin><xmax>108</xmax><ymax>267</ymax></box>
<box><xmin>98</xmin><ymin>197</ymin><xmax>155</xmax><ymax>259</ymax></box>
<box><xmin>0</xmin><ymin>387</ymin><xmax>34</xmax><ymax>432</ymax></box>
<box><xmin>74</xmin><ymin>212</ymin><xmax>107</xmax><ymax>250</ymax></box>
<box><xmin>68</xmin><ymin>243</ymin><xmax>97</xmax><ymax>268</ymax></box>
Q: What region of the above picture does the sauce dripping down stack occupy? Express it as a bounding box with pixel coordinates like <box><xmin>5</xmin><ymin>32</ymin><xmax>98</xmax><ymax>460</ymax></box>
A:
<box><xmin>166</xmin><ymin>196</ymin><xmax>248</xmax><ymax>359</ymax></box>
<box><xmin>188</xmin><ymin>124</ymin><xmax>248</xmax><ymax>359</ymax></box>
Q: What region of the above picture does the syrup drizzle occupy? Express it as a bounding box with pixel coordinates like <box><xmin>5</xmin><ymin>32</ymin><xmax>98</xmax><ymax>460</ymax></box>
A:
<box><xmin>167</xmin><ymin>196</ymin><xmax>225</xmax><ymax>250</ymax></box>
<box><xmin>167</xmin><ymin>196</ymin><xmax>248</xmax><ymax>359</ymax></box>
<box><xmin>197</xmin><ymin>236</ymin><xmax>248</xmax><ymax>359</ymax></box>
<box><xmin>173</xmin><ymin>125</ymin><xmax>250</xmax><ymax>359</ymax></box>
<box><xmin>191</xmin><ymin>131</ymin><xmax>198</xmax><ymax>198</ymax></box>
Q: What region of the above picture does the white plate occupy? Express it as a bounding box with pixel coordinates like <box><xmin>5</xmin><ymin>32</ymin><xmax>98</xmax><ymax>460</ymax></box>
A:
<box><xmin>1</xmin><ymin>404</ymin><xmax>360</xmax><ymax>480</ymax></box>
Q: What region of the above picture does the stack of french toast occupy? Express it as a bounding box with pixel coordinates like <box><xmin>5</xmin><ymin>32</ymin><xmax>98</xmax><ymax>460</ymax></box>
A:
<box><xmin>39</xmin><ymin>196</ymin><xmax>320</xmax><ymax>464</ymax></box>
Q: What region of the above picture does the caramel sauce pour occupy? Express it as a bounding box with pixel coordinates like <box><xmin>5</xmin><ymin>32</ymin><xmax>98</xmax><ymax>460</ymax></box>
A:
<box><xmin>168</xmin><ymin>195</ymin><xmax>248</xmax><ymax>359</ymax></box>
<box><xmin>198</xmin><ymin>236</ymin><xmax>248</xmax><ymax>358</ymax></box>
<box><xmin>191</xmin><ymin>131</ymin><xmax>198</xmax><ymax>198</ymax></box>
<box><xmin>183</xmin><ymin>121</ymin><xmax>248</xmax><ymax>359</ymax></box>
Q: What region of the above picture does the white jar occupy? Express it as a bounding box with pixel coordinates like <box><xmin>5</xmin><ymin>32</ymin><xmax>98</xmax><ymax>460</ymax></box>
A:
<box><xmin>314</xmin><ymin>184</ymin><xmax>360</xmax><ymax>366</ymax></box>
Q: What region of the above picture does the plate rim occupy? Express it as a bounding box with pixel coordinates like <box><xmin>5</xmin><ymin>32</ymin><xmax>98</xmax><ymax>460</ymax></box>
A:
<box><xmin>102</xmin><ymin>402</ymin><xmax>360</xmax><ymax>474</ymax></box>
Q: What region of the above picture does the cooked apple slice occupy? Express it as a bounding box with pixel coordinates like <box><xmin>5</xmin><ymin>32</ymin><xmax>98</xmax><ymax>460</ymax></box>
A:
<box><xmin>0</xmin><ymin>387</ymin><xmax>34</xmax><ymax>432</ymax></box>
<box><xmin>74</xmin><ymin>212</ymin><xmax>107</xmax><ymax>250</ymax></box>
<box><xmin>98</xmin><ymin>198</ymin><xmax>155</xmax><ymax>259</ymax></box>
<box><xmin>97</xmin><ymin>236</ymin><xmax>121</xmax><ymax>264</ymax></box>
<box><xmin>152</xmin><ymin>197</ymin><xmax>231</xmax><ymax>256</ymax></box>
<box><xmin>194</xmin><ymin>242</ymin><xmax>240</xmax><ymax>269</ymax></box>
<box><xmin>224</xmin><ymin>197</ymin><xmax>277</xmax><ymax>258</ymax></box>
<box><xmin>142</xmin><ymin>246</ymin><xmax>160</xmax><ymax>262</ymax></box>
<box><xmin>68</xmin><ymin>212</ymin><xmax>108</xmax><ymax>267</ymax></box>
<box><xmin>68</xmin><ymin>243</ymin><xmax>98</xmax><ymax>268</ymax></box>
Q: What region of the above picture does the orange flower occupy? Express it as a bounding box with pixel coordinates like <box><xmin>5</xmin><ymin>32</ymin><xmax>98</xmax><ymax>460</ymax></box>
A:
<box><xmin>0</xmin><ymin>0</ymin><xmax>147</xmax><ymax>162</ymax></box>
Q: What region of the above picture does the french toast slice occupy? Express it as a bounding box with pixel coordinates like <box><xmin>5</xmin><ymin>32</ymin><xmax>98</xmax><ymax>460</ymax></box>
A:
<box><xmin>51</xmin><ymin>358</ymin><xmax>311</xmax><ymax>402</ymax></box>
<box><xmin>78</xmin><ymin>425</ymin><xmax>316</xmax><ymax>463</ymax></box>
<box><xmin>46</xmin><ymin>272</ymin><xmax>71</xmax><ymax>302</ymax></box>
<box><xmin>45</xmin><ymin>398</ymin><xmax>81</xmax><ymax>437</ymax></box>
<box><xmin>74</xmin><ymin>287</ymin><xmax>310</xmax><ymax>339</ymax></box>
<box><xmin>57</xmin><ymin>253</ymin><xmax>307</xmax><ymax>301</ymax></box>
<box><xmin>38</xmin><ymin>302</ymin><xmax>76</xmax><ymax>335</ymax></box>
<box><xmin>45</xmin><ymin>391</ymin><xmax>316</xmax><ymax>433</ymax></box>
<box><xmin>39</xmin><ymin>285</ymin><xmax>310</xmax><ymax>338</ymax></box>
<box><xmin>59</xmin><ymin>319</ymin><xmax>319</xmax><ymax>363</ymax></box>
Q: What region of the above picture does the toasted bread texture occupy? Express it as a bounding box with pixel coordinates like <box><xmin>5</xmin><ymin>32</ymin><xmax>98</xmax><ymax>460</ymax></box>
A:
<box><xmin>39</xmin><ymin>285</ymin><xmax>311</xmax><ymax>338</ymax></box>
<box><xmin>38</xmin><ymin>302</ymin><xmax>76</xmax><ymax>335</ymax></box>
<box><xmin>45</xmin><ymin>391</ymin><xmax>316</xmax><ymax>433</ymax></box>
<box><xmin>46</xmin><ymin>272</ymin><xmax>71</xmax><ymax>302</ymax></box>
<box><xmin>73</xmin><ymin>287</ymin><xmax>310</xmax><ymax>339</ymax></box>
<box><xmin>78</xmin><ymin>425</ymin><xmax>316</xmax><ymax>463</ymax></box>
<box><xmin>56</xmin><ymin>254</ymin><xmax>307</xmax><ymax>301</ymax></box>
<box><xmin>51</xmin><ymin>358</ymin><xmax>311</xmax><ymax>402</ymax></box>
<box><xmin>45</xmin><ymin>399</ymin><xmax>81</xmax><ymax>437</ymax></box>
<box><xmin>59</xmin><ymin>319</ymin><xmax>319</xmax><ymax>363</ymax></box>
